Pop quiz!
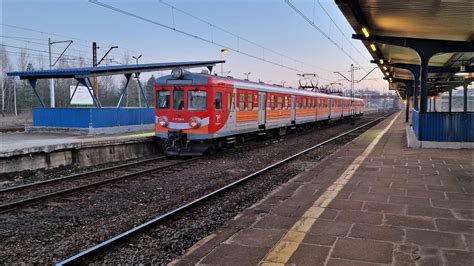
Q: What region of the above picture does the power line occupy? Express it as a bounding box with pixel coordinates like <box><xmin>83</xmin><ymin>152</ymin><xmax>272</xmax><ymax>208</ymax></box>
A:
<box><xmin>285</xmin><ymin>0</ymin><xmax>384</xmax><ymax>87</ymax></box>
<box><xmin>0</xmin><ymin>23</ymin><xmax>154</xmax><ymax>64</ymax></box>
<box><xmin>0</xmin><ymin>44</ymin><xmax>93</xmax><ymax>63</ymax></box>
<box><xmin>316</xmin><ymin>0</ymin><xmax>368</xmax><ymax>62</ymax></box>
<box><xmin>158</xmin><ymin>0</ymin><xmax>333</xmax><ymax>73</ymax></box>
<box><xmin>89</xmin><ymin>0</ymin><xmax>336</xmax><ymax>82</ymax></box>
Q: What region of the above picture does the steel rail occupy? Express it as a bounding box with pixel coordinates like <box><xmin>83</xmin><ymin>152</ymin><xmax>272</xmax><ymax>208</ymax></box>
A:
<box><xmin>56</xmin><ymin>113</ymin><xmax>392</xmax><ymax>266</ymax></box>
<box><xmin>0</xmin><ymin>155</ymin><xmax>169</xmax><ymax>194</ymax></box>
<box><xmin>0</xmin><ymin>157</ymin><xmax>197</xmax><ymax>214</ymax></box>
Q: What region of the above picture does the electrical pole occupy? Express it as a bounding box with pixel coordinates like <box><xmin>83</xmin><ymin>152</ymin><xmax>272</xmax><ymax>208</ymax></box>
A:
<box><xmin>49</xmin><ymin>38</ymin><xmax>73</xmax><ymax>108</ymax></box>
<box><xmin>92</xmin><ymin>42</ymin><xmax>98</xmax><ymax>98</ymax></box>
<box><xmin>92</xmin><ymin>43</ymin><xmax>118</xmax><ymax>101</ymax></box>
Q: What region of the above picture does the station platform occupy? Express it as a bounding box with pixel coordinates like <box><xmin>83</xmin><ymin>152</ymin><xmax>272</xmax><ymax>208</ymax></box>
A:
<box><xmin>174</xmin><ymin>111</ymin><xmax>473</xmax><ymax>265</ymax></box>
<box><xmin>0</xmin><ymin>131</ymin><xmax>157</xmax><ymax>174</ymax></box>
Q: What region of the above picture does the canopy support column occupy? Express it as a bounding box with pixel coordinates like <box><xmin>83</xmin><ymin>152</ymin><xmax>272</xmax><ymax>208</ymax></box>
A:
<box><xmin>76</xmin><ymin>78</ymin><xmax>101</xmax><ymax>108</ymax></box>
<box><xmin>136</xmin><ymin>73</ymin><xmax>150</xmax><ymax>108</ymax></box>
<box><xmin>464</xmin><ymin>84</ymin><xmax>468</xmax><ymax>112</ymax></box>
<box><xmin>117</xmin><ymin>73</ymin><xmax>132</xmax><ymax>109</ymax></box>
<box><xmin>448</xmin><ymin>89</ymin><xmax>452</xmax><ymax>113</ymax></box>
<box><xmin>27</xmin><ymin>78</ymin><xmax>45</xmax><ymax>107</ymax></box>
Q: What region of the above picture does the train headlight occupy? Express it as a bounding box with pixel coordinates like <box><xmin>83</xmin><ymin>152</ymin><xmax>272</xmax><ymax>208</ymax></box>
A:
<box><xmin>189</xmin><ymin>116</ymin><xmax>201</xmax><ymax>129</ymax></box>
<box><xmin>158</xmin><ymin>116</ymin><xmax>169</xmax><ymax>127</ymax></box>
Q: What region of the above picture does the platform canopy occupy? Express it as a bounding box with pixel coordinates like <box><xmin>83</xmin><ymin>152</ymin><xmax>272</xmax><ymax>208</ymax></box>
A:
<box><xmin>7</xmin><ymin>60</ymin><xmax>224</xmax><ymax>108</ymax></box>
<box><xmin>335</xmin><ymin>0</ymin><xmax>474</xmax><ymax>101</ymax></box>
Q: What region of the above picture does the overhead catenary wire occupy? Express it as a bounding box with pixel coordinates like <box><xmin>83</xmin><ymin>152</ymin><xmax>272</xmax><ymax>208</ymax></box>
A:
<box><xmin>0</xmin><ymin>23</ymin><xmax>154</xmax><ymax>64</ymax></box>
<box><xmin>89</xmin><ymin>0</ymin><xmax>336</xmax><ymax>83</ymax></box>
<box><xmin>158</xmin><ymin>0</ymin><xmax>334</xmax><ymax>73</ymax></box>
<box><xmin>285</xmin><ymin>0</ymin><xmax>384</xmax><ymax>87</ymax></box>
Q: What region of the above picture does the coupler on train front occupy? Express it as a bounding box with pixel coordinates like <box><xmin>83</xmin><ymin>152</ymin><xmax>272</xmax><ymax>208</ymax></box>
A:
<box><xmin>156</xmin><ymin>130</ymin><xmax>213</xmax><ymax>156</ymax></box>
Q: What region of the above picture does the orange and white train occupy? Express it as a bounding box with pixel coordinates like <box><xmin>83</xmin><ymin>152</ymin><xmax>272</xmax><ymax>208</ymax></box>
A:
<box><xmin>155</xmin><ymin>69</ymin><xmax>364</xmax><ymax>155</ymax></box>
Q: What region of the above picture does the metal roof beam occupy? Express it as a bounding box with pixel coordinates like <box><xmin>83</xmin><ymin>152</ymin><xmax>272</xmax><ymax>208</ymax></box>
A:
<box><xmin>353</xmin><ymin>34</ymin><xmax>474</xmax><ymax>56</ymax></box>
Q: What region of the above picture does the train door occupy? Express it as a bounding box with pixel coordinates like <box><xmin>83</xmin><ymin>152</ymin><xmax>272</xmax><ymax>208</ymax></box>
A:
<box><xmin>258</xmin><ymin>92</ymin><xmax>266</xmax><ymax>128</ymax></box>
<box><xmin>290</xmin><ymin>95</ymin><xmax>296</xmax><ymax>123</ymax></box>
<box><xmin>328</xmin><ymin>98</ymin><xmax>332</xmax><ymax>119</ymax></box>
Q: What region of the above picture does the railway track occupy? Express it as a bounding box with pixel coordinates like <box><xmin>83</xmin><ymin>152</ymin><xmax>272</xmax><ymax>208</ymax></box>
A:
<box><xmin>56</xmin><ymin>113</ymin><xmax>392</xmax><ymax>265</ymax></box>
<box><xmin>0</xmin><ymin>155</ymin><xmax>196</xmax><ymax>214</ymax></box>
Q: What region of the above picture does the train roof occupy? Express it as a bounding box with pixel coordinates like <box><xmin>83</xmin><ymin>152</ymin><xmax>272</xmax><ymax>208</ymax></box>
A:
<box><xmin>156</xmin><ymin>72</ymin><xmax>363</xmax><ymax>101</ymax></box>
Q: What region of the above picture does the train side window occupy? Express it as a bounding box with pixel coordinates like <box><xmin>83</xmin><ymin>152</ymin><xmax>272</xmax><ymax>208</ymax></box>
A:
<box><xmin>173</xmin><ymin>89</ymin><xmax>185</xmax><ymax>110</ymax></box>
<box><xmin>270</xmin><ymin>95</ymin><xmax>275</xmax><ymax>109</ymax></box>
<box><xmin>214</xmin><ymin>92</ymin><xmax>222</xmax><ymax>110</ymax></box>
<box><xmin>277</xmin><ymin>96</ymin><xmax>283</xmax><ymax>109</ymax></box>
<box><xmin>157</xmin><ymin>90</ymin><xmax>170</xmax><ymax>109</ymax></box>
<box><xmin>247</xmin><ymin>94</ymin><xmax>253</xmax><ymax>110</ymax></box>
<box><xmin>284</xmin><ymin>96</ymin><xmax>288</xmax><ymax>109</ymax></box>
<box><xmin>239</xmin><ymin>93</ymin><xmax>245</xmax><ymax>110</ymax></box>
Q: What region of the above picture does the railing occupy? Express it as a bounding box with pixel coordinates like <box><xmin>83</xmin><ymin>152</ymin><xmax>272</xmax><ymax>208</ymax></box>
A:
<box><xmin>412</xmin><ymin>110</ymin><xmax>474</xmax><ymax>142</ymax></box>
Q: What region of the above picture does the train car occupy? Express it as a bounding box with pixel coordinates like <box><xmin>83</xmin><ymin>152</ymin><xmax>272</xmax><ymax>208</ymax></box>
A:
<box><xmin>155</xmin><ymin>68</ymin><xmax>364</xmax><ymax>155</ymax></box>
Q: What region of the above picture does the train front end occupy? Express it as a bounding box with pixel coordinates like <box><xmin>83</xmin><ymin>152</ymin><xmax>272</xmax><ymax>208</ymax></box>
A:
<box><xmin>154</xmin><ymin>69</ymin><xmax>229</xmax><ymax>155</ymax></box>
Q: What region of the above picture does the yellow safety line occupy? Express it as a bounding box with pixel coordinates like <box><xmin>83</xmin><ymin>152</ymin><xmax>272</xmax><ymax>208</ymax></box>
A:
<box><xmin>261</xmin><ymin>112</ymin><xmax>400</xmax><ymax>265</ymax></box>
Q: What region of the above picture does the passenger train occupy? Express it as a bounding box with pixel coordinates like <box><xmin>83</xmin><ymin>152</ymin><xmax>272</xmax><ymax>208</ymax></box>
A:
<box><xmin>154</xmin><ymin>68</ymin><xmax>364</xmax><ymax>155</ymax></box>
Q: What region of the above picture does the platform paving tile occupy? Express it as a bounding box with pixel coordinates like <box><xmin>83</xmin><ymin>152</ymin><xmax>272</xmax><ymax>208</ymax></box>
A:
<box><xmin>286</xmin><ymin>243</ymin><xmax>330</xmax><ymax>265</ymax></box>
<box><xmin>362</xmin><ymin>202</ymin><xmax>406</xmax><ymax>215</ymax></box>
<box><xmin>405</xmin><ymin>229</ymin><xmax>466</xmax><ymax>249</ymax></box>
<box><xmin>198</xmin><ymin>244</ymin><xmax>268</xmax><ymax>265</ymax></box>
<box><xmin>335</xmin><ymin>210</ymin><xmax>384</xmax><ymax>225</ymax></box>
<box><xmin>174</xmin><ymin>112</ymin><xmax>474</xmax><ymax>265</ymax></box>
<box><xmin>407</xmin><ymin>205</ymin><xmax>455</xmax><ymax>218</ymax></box>
<box><xmin>330</xmin><ymin>238</ymin><xmax>394</xmax><ymax>264</ymax></box>
<box><xmin>443</xmin><ymin>250</ymin><xmax>474</xmax><ymax>265</ymax></box>
<box><xmin>226</xmin><ymin>228</ymin><xmax>285</xmax><ymax>248</ymax></box>
<box><xmin>349</xmin><ymin>223</ymin><xmax>404</xmax><ymax>242</ymax></box>
<box><xmin>435</xmin><ymin>218</ymin><xmax>474</xmax><ymax>233</ymax></box>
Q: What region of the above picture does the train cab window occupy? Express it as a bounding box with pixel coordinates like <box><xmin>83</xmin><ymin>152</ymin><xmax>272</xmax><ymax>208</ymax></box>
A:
<box><xmin>277</xmin><ymin>96</ymin><xmax>283</xmax><ymax>109</ymax></box>
<box><xmin>214</xmin><ymin>92</ymin><xmax>222</xmax><ymax>110</ymax></box>
<box><xmin>248</xmin><ymin>94</ymin><xmax>253</xmax><ymax>110</ymax></box>
<box><xmin>188</xmin><ymin>90</ymin><xmax>207</xmax><ymax>110</ymax></box>
<box><xmin>239</xmin><ymin>93</ymin><xmax>245</xmax><ymax>110</ymax></box>
<box><xmin>173</xmin><ymin>89</ymin><xmax>185</xmax><ymax>110</ymax></box>
<box><xmin>157</xmin><ymin>90</ymin><xmax>170</xmax><ymax>109</ymax></box>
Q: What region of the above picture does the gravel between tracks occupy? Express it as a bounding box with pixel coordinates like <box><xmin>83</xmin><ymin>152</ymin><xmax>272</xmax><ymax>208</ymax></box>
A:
<box><xmin>0</xmin><ymin>112</ymin><xmax>386</xmax><ymax>264</ymax></box>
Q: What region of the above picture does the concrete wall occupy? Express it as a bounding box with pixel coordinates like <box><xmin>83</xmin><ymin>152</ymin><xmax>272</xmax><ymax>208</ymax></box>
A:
<box><xmin>0</xmin><ymin>139</ymin><xmax>160</xmax><ymax>175</ymax></box>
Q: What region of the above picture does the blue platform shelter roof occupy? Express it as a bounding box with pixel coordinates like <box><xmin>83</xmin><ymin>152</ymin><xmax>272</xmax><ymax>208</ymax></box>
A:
<box><xmin>6</xmin><ymin>60</ymin><xmax>224</xmax><ymax>108</ymax></box>
<box><xmin>7</xmin><ymin>60</ymin><xmax>224</xmax><ymax>79</ymax></box>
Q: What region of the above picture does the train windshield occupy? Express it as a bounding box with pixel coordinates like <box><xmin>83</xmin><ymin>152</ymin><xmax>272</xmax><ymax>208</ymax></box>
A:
<box><xmin>188</xmin><ymin>90</ymin><xmax>207</xmax><ymax>110</ymax></box>
<box><xmin>173</xmin><ymin>89</ymin><xmax>185</xmax><ymax>110</ymax></box>
<box><xmin>157</xmin><ymin>90</ymin><xmax>170</xmax><ymax>109</ymax></box>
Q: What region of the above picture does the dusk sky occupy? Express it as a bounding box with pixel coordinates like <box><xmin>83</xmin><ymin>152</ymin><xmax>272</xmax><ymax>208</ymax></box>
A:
<box><xmin>1</xmin><ymin>0</ymin><xmax>387</xmax><ymax>92</ymax></box>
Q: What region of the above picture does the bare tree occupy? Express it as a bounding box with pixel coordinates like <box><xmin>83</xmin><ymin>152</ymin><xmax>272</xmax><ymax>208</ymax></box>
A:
<box><xmin>0</xmin><ymin>46</ymin><xmax>11</xmax><ymax>115</ymax></box>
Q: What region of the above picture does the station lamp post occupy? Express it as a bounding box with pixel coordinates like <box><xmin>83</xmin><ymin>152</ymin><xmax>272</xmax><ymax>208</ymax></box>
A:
<box><xmin>132</xmin><ymin>54</ymin><xmax>142</xmax><ymax>107</ymax></box>
<box><xmin>220</xmin><ymin>48</ymin><xmax>229</xmax><ymax>76</ymax></box>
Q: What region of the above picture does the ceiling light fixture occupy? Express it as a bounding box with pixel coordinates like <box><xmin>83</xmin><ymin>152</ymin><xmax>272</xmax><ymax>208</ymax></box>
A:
<box><xmin>370</xmin><ymin>43</ymin><xmax>376</xmax><ymax>52</ymax></box>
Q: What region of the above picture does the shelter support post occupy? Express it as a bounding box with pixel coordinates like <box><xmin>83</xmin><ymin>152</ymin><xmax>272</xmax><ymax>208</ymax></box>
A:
<box><xmin>464</xmin><ymin>84</ymin><xmax>468</xmax><ymax>112</ymax></box>
<box><xmin>68</xmin><ymin>81</ymin><xmax>80</xmax><ymax>106</ymax></box>
<box><xmin>449</xmin><ymin>89</ymin><xmax>452</xmax><ymax>113</ymax></box>
<box><xmin>76</xmin><ymin>78</ymin><xmax>102</xmax><ymax>108</ymax></box>
<box><xmin>136</xmin><ymin>73</ymin><xmax>150</xmax><ymax>107</ymax></box>
<box><xmin>27</xmin><ymin>79</ymin><xmax>45</xmax><ymax>107</ymax></box>
<box><xmin>117</xmin><ymin>73</ymin><xmax>132</xmax><ymax>109</ymax></box>
<box><xmin>405</xmin><ymin>87</ymin><xmax>411</xmax><ymax>123</ymax></box>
